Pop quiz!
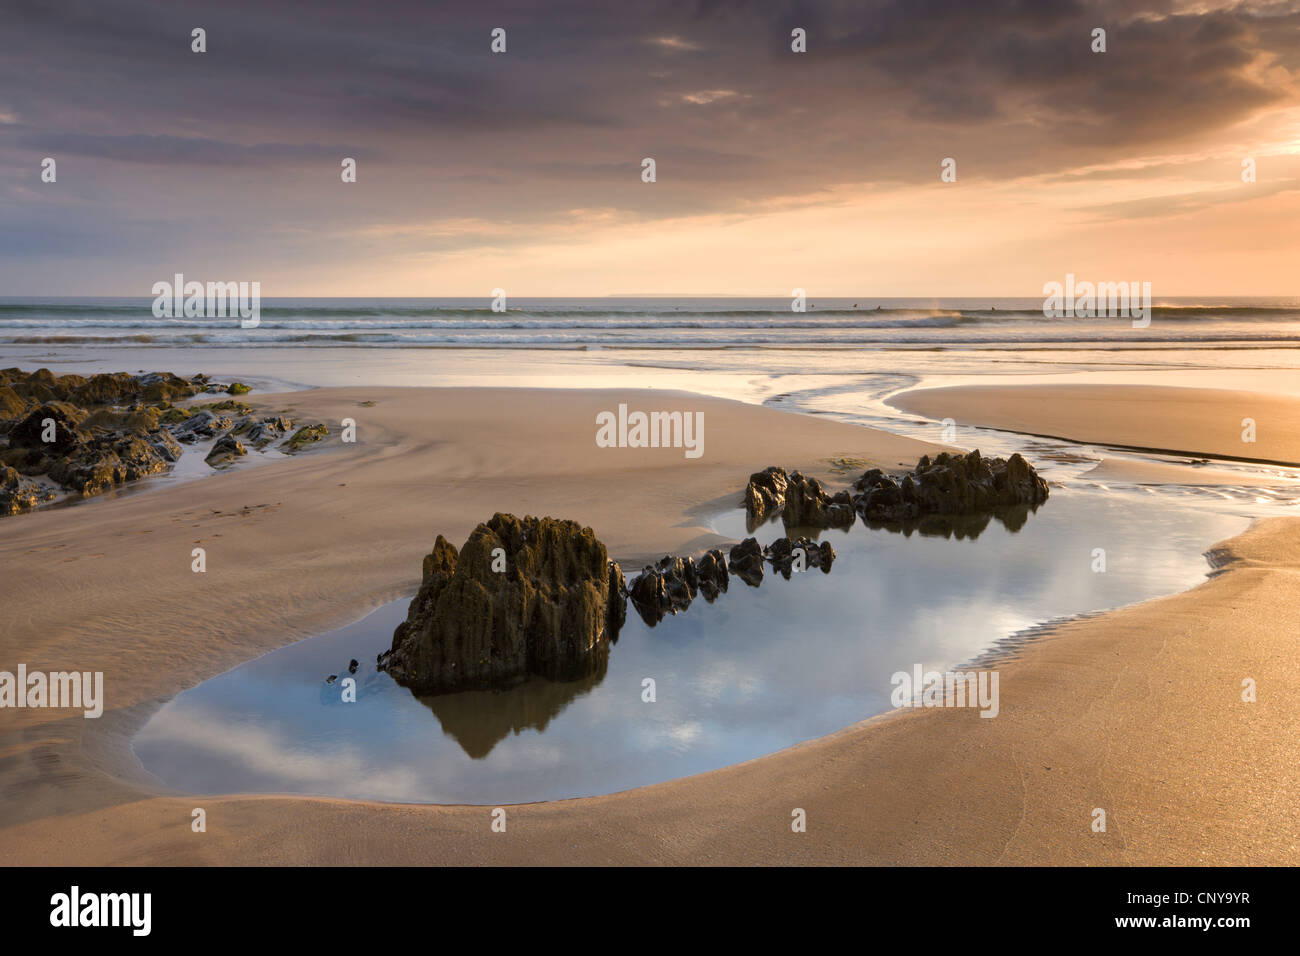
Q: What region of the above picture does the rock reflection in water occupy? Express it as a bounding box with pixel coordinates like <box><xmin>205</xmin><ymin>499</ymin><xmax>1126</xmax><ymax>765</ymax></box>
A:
<box><xmin>860</xmin><ymin>503</ymin><xmax>1041</xmax><ymax>540</ymax></box>
<box><xmin>414</xmin><ymin>666</ymin><xmax>607</xmax><ymax>760</ymax></box>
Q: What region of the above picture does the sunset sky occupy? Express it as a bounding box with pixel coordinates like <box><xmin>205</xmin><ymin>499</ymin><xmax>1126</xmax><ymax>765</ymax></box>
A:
<box><xmin>2</xmin><ymin>0</ymin><xmax>1298</xmax><ymax>296</ymax></box>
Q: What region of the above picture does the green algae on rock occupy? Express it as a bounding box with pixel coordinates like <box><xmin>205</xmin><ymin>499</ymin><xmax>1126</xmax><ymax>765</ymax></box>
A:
<box><xmin>284</xmin><ymin>423</ymin><xmax>328</xmax><ymax>451</ymax></box>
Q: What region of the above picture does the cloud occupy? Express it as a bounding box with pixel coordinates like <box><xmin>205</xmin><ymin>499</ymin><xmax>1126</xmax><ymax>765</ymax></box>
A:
<box><xmin>1</xmin><ymin>0</ymin><xmax>1298</xmax><ymax>291</ymax></box>
<box><xmin>680</xmin><ymin>89</ymin><xmax>742</xmax><ymax>105</ymax></box>
<box><xmin>20</xmin><ymin>132</ymin><xmax>367</xmax><ymax>166</ymax></box>
<box><xmin>647</xmin><ymin>34</ymin><xmax>705</xmax><ymax>52</ymax></box>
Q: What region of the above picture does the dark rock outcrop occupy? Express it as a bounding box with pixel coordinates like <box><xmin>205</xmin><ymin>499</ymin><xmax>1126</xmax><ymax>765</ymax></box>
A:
<box><xmin>765</xmin><ymin>536</ymin><xmax>836</xmax><ymax>576</ymax></box>
<box><xmin>378</xmin><ymin>514</ymin><xmax>626</xmax><ymax>694</ymax></box>
<box><xmin>625</xmin><ymin>534</ymin><xmax>828</xmax><ymax>624</ymax></box>
<box><xmin>149</xmin><ymin>429</ymin><xmax>183</xmax><ymax>463</ymax></box>
<box><xmin>203</xmin><ymin>399</ymin><xmax>254</xmax><ymax>416</ymax></box>
<box><xmin>44</xmin><ymin>434</ymin><xmax>171</xmax><ymax>496</ymax></box>
<box><xmin>236</xmin><ymin>415</ymin><xmax>294</xmax><ymax>448</ymax></box>
<box><xmin>743</xmin><ymin>466</ymin><xmax>787</xmax><ymax>529</ymax></box>
<box><xmin>607</xmin><ymin>561</ymin><xmax>627</xmax><ymax>635</ymax></box>
<box><xmin>8</xmin><ymin>403</ymin><xmax>88</xmax><ymax>452</ymax></box>
<box><xmin>742</xmin><ymin>450</ymin><xmax>1049</xmax><ymax>535</ymax></box>
<box><xmin>173</xmin><ymin>410</ymin><xmax>233</xmax><ymax>443</ymax></box>
<box><xmin>0</xmin><ymin>368</ymin><xmax>202</xmax><ymax>407</ymax></box>
<box><xmin>285</xmin><ymin>423</ymin><xmax>328</xmax><ymax>451</ymax></box>
<box><xmin>770</xmin><ymin>535</ymin><xmax>835</xmax><ymax>573</ymax></box>
<box><xmin>743</xmin><ymin>466</ymin><xmax>855</xmax><ymax>530</ymax></box>
<box><xmin>108</xmin><ymin>434</ymin><xmax>172</xmax><ymax>481</ymax></box>
<box><xmin>629</xmin><ymin>555</ymin><xmax>700</xmax><ymax>625</ymax></box>
<box><xmin>81</xmin><ymin>405</ymin><xmax>162</xmax><ymax>435</ymax></box>
<box><xmin>0</xmin><ymin>386</ymin><xmax>26</xmax><ymax>422</ymax></box>
<box><xmin>0</xmin><ymin>367</ymin><xmax>306</xmax><ymax>516</ymax></box>
<box><xmin>205</xmin><ymin>434</ymin><xmax>247</xmax><ymax>467</ymax></box>
<box><xmin>694</xmin><ymin>548</ymin><xmax>729</xmax><ymax>601</ymax></box>
<box><xmin>0</xmin><ymin>466</ymin><xmax>52</xmax><ymax>515</ymax></box>
<box><xmin>782</xmin><ymin>471</ymin><xmax>855</xmax><ymax>529</ymax></box>
<box><xmin>728</xmin><ymin>536</ymin><xmax>765</xmax><ymax>587</ymax></box>
<box><xmin>853</xmin><ymin>450</ymin><xmax>1049</xmax><ymax>524</ymax></box>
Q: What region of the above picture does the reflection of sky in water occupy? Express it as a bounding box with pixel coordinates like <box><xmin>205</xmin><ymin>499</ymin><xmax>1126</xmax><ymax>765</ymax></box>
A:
<box><xmin>134</xmin><ymin>493</ymin><xmax>1247</xmax><ymax>804</ymax></box>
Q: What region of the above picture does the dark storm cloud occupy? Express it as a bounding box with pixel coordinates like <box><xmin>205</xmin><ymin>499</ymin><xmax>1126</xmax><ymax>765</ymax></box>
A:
<box><xmin>0</xmin><ymin>0</ymin><xmax>1297</xmax><ymax>288</ymax></box>
<box><xmin>3</xmin><ymin>0</ymin><xmax>1290</xmax><ymax>155</ymax></box>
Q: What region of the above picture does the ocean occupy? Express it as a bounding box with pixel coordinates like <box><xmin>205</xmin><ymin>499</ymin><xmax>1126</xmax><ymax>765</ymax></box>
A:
<box><xmin>3</xmin><ymin>296</ymin><xmax>1300</xmax><ymax>350</ymax></box>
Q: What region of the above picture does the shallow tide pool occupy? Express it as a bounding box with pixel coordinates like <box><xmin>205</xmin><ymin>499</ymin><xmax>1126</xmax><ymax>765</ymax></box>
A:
<box><xmin>133</xmin><ymin>491</ymin><xmax>1248</xmax><ymax>804</ymax></box>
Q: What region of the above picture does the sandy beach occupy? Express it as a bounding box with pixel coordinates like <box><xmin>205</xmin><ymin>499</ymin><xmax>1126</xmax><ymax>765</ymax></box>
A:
<box><xmin>1</xmin><ymin>383</ymin><xmax>1296</xmax><ymax>865</ymax></box>
<box><xmin>891</xmin><ymin>384</ymin><xmax>1300</xmax><ymax>466</ymax></box>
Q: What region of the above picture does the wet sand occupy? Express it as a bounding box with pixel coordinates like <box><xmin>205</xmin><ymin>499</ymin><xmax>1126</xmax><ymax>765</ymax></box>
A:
<box><xmin>889</xmin><ymin>383</ymin><xmax>1300</xmax><ymax>465</ymax></box>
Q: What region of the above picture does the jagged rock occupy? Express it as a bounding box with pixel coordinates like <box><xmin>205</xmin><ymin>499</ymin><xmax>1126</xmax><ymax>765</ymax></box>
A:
<box><xmin>607</xmin><ymin>561</ymin><xmax>627</xmax><ymax>635</ymax></box>
<box><xmin>205</xmin><ymin>434</ymin><xmax>247</xmax><ymax>467</ymax></box>
<box><xmin>0</xmin><ymin>385</ymin><xmax>26</xmax><ymax>422</ymax></box>
<box><xmin>203</xmin><ymin>399</ymin><xmax>254</xmax><ymax>416</ymax></box>
<box><xmin>628</xmin><ymin>555</ymin><xmax>698</xmax><ymax>625</ymax></box>
<box><xmin>172</xmin><ymin>410</ymin><xmax>233</xmax><ymax>443</ymax></box>
<box><xmin>628</xmin><ymin>569</ymin><xmax>668</xmax><ymax>624</ymax></box>
<box><xmin>285</xmin><ymin>423</ymin><xmax>327</xmax><ymax>451</ymax></box>
<box><xmin>1</xmin><ymin>367</ymin><xmax>58</xmax><ymax>404</ymax></box>
<box><xmin>0</xmin><ymin>369</ymin><xmax>228</xmax><ymax>515</ymax></box>
<box><xmin>695</xmin><ymin>548</ymin><xmax>729</xmax><ymax>601</ymax></box>
<box><xmin>110</xmin><ymin>435</ymin><xmax>171</xmax><ymax>480</ymax></box>
<box><xmin>80</xmin><ymin>405</ymin><xmax>162</xmax><ymax>435</ymax></box>
<box><xmin>782</xmin><ymin>471</ymin><xmax>855</xmax><ymax>529</ymax></box>
<box><xmin>378</xmin><ymin>514</ymin><xmax>626</xmax><ymax>694</ymax></box>
<box><xmin>44</xmin><ymin>435</ymin><xmax>170</xmax><ymax>496</ymax></box>
<box><xmin>728</xmin><ymin>537</ymin><xmax>764</xmax><ymax>587</ymax></box>
<box><xmin>997</xmin><ymin>452</ymin><xmax>1051</xmax><ymax>505</ymax></box>
<box><xmin>0</xmin><ymin>447</ymin><xmax>31</xmax><ymax>470</ymax></box>
<box><xmin>121</xmin><ymin>371</ymin><xmax>201</xmax><ymax>404</ymax></box>
<box><xmin>0</xmin><ymin>369</ymin><xmax>201</xmax><ymax>406</ymax></box>
<box><xmin>148</xmin><ymin>429</ymin><xmax>183</xmax><ymax>463</ymax></box>
<box><xmin>45</xmin><ymin>451</ymin><xmax>117</xmax><ymax>496</ymax></box>
<box><xmin>237</xmin><ymin>415</ymin><xmax>294</xmax><ymax>448</ymax></box>
<box><xmin>744</xmin><ymin>466</ymin><xmax>787</xmax><ymax>529</ymax></box>
<box><xmin>0</xmin><ymin>466</ymin><xmax>51</xmax><ymax>515</ymax></box>
<box><xmin>8</xmin><ymin>403</ymin><xmax>88</xmax><ymax>452</ymax></box>
<box><xmin>766</xmin><ymin>536</ymin><xmax>836</xmax><ymax>576</ymax></box>
<box><xmin>743</xmin><ymin>465</ymin><xmax>855</xmax><ymax>530</ymax></box>
<box><xmin>157</xmin><ymin>405</ymin><xmax>191</xmax><ymax>425</ymax></box>
<box><xmin>658</xmin><ymin>556</ymin><xmax>697</xmax><ymax>609</ymax></box>
<box><xmin>70</xmin><ymin>373</ymin><xmax>139</xmax><ymax>406</ymax></box>
<box><xmin>853</xmin><ymin>450</ymin><xmax>1049</xmax><ymax>524</ymax></box>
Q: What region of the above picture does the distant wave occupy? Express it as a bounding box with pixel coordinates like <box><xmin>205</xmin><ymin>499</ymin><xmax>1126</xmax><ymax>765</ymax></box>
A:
<box><xmin>7</xmin><ymin>332</ymin><xmax>1300</xmax><ymax>350</ymax></box>
<box><xmin>3</xmin><ymin>303</ymin><xmax>1300</xmax><ymax>322</ymax></box>
<box><xmin>2</xmin><ymin>299</ymin><xmax>1297</xmax><ymax>350</ymax></box>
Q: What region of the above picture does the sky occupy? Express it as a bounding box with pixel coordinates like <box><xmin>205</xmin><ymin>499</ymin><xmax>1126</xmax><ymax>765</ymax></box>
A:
<box><xmin>1</xmin><ymin>0</ymin><xmax>1298</xmax><ymax>297</ymax></box>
